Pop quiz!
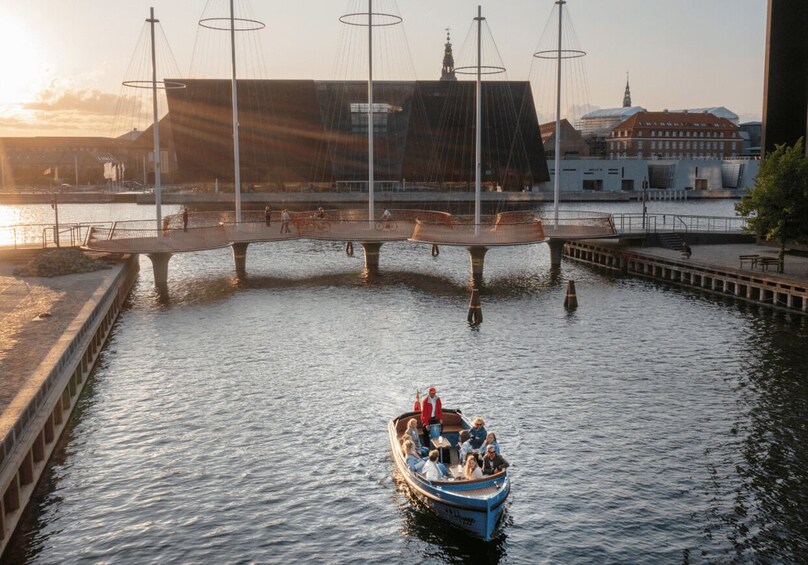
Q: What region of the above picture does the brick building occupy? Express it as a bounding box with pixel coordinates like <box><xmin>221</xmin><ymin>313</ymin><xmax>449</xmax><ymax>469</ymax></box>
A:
<box><xmin>608</xmin><ymin>111</ymin><xmax>742</xmax><ymax>160</ymax></box>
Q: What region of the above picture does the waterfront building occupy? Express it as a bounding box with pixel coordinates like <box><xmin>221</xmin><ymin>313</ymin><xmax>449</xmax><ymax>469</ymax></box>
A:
<box><xmin>165</xmin><ymin>79</ymin><xmax>549</xmax><ymax>190</ymax></box>
<box><xmin>541</xmin><ymin>157</ymin><xmax>758</xmax><ymax>193</ymax></box>
<box><xmin>607</xmin><ymin>111</ymin><xmax>742</xmax><ymax>160</ymax></box>
<box><xmin>739</xmin><ymin>121</ymin><xmax>762</xmax><ymax>157</ymax></box>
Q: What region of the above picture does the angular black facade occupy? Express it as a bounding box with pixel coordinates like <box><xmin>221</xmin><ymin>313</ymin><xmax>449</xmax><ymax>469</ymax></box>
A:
<box><xmin>165</xmin><ymin>79</ymin><xmax>549</xmax><ymax>189</ymax></box>
<box><xmin>762</xmin><ymin>0</ymin><xmax>808</xmax><ymax>155</ymax></box>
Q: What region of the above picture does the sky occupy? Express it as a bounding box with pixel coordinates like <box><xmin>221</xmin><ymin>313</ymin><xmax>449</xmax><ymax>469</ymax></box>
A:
<box><xmin>0</xmin><ymin>0</ymin><xmax>768</xmax><ymax>138</ymax></box>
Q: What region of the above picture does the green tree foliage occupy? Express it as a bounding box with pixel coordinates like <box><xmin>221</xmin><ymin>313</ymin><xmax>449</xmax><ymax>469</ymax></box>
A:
<box><xmin>736</xmin><ymin>138</ymin><xmax>808</xmax><ymax>273</ymax></box>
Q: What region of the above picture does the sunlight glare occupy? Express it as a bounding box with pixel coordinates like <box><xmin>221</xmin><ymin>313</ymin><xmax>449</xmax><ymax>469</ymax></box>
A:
<box><xmin>0</xmin><ymin>17</ymin><xmax>44</xmax><ymax>105</ymax></box>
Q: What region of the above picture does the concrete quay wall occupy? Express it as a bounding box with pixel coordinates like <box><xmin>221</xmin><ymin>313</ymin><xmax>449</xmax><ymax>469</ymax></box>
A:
<box><xmin>564</xmin><ymin>241</ymin><xmax>808</xmax><ymax>315</ymax></box>
<box><xmin>0</xmin><ymin>255</ymin><xmax>139</xmax><ymax>556</ymax></box>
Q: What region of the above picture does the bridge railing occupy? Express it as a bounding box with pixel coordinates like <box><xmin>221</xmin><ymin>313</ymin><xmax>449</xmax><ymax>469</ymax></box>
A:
<box><xmin>0</xmin><ymin>222</ymin><xmax>111</xmax><ymax>250</ymax></box>
<box><xmin>411</xmin><ymin>214</ymin><xmax>546</xmax><ymax>246</ymax></box>
<box><xmin>613</xmin><ymin>213</ymin><xmax>747</xmax><ymax>234</ymax></box>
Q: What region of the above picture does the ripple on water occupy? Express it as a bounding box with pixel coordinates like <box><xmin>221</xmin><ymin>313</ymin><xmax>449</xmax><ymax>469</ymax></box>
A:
<box><xmin>5</xmin><ymin>237</ymin><xmax>808</xmax><ymax>564</ymax></box>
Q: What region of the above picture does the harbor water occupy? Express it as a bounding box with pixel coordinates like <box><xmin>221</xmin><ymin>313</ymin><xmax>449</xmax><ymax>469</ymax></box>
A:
<box><xmin>3</xmin><ymin>201</ymin><xmax>808</xmax><ymax>563</ymax></box>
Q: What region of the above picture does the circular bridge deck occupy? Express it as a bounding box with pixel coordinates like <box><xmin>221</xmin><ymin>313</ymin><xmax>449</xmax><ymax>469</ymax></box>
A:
<box><xmin>84</xmin><ymin>209</ymin><xmax>617</xmax><ymax>255</ymax></box>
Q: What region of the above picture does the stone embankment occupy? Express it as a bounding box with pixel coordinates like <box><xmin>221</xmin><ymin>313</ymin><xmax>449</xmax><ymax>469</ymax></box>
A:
<box><xmin>0</xmin><ymin>251</ymin><xmax>139</xmax><ymax>557</ymax></box>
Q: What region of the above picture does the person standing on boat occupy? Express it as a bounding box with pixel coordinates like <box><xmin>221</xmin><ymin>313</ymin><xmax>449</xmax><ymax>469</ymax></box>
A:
<box><xmin>481</xmin><ymin>444</ymin><xmax>509</xmax><ymax>475</ymax></box>
<box><xmin>264</xmin><ymin>205</ymin><xmax>271</xmax><ymax>226</ymax></box>
<box><xmin>420</xmin><ymin>387</ymin><xmax>443</xmax><ymax>444</ymax></box>
<box><xmin>182</xmin><ymin>208</ymin><xmax>188</xmax><ymax>232</ymax></box>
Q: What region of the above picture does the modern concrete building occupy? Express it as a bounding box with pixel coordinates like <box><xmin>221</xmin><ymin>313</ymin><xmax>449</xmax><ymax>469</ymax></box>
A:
<box><xmin>541</xmin><ymin>158</ymin><xmax>758</xmax><ymax>193</ymax></box>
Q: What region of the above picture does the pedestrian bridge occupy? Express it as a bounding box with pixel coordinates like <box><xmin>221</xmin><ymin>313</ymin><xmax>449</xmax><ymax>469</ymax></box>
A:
<box><xmin>83</xmin><ymin>209</ymin><xmax>618</xmax><ymax>287</ymax></box>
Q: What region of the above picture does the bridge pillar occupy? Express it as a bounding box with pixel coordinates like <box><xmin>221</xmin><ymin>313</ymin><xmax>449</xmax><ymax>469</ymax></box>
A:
<box><xmin>361</xmin><ymin>242</ymin><xmax>383</xmax><ymax>271</ymax></box>
<box><xmin>468</xmin><ymin>246</ymin><xmax>488</xmax><ymax>289</ymax></box>
<box><xmin>232</xmin><ymin>242</ymin><xmax>249</xmax><ymax>278</ymax></box>
<box><xmin>548</xmin><ymin>239</ymin><xmax>565</xmax><ymax>268</ymax></box>
<box><xmin>146</xmin><ymin>253</ymin><xmax>172</xmax><ymax>288</ymax></box>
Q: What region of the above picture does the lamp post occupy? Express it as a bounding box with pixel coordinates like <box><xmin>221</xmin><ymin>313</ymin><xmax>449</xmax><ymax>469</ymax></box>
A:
<box><xmin>641</xmin><ymin>176</ymin><xmax>648</xmax><ymax>231</ymax></box>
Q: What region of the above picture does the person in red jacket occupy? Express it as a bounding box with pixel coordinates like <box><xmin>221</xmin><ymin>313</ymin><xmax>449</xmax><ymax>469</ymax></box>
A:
<box><xmin>420</xmin><ymin>387</ymin><xmax>443</xmax><ymax>445</ymax></box>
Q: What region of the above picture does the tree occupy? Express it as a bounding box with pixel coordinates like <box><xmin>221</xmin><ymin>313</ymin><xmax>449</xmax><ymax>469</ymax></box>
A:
<box><xmin>736</xmin><ymin>138</ymin><xmax>808</xmax><ymax>273</ymax></box>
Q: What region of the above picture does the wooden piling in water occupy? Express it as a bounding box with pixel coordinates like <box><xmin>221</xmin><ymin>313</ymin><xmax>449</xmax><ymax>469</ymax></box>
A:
<box><xmin>564</xmin><ymin>280</ymin><xmax>578</xmax><ymax>310</ymax></box>
<box><xmin>468</xmin><ymin>288</ymin><xmax>483</xmax><ymax>324</ymax></box>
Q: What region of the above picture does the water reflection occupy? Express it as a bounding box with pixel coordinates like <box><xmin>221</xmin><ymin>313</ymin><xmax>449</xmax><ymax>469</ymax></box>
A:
<box><xmin>701</xmin><ymin>318</ymin><xmax>808</xmax><ymax>562</ymax></box>
<box><xmin>393</xmin><ymin>474</ymin><xmax>508</xmax><ymax>564</ymax></box>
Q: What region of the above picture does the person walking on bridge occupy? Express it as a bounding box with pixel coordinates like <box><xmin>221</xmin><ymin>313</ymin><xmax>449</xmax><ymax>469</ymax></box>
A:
<box><xmin>280</xmin><ymin>210</ymin><xmax>291</xmax><ymax>234</ymax></box>
<box><xmin>265</xmin><ymin>205</ymin><xmax>271</xmax><ymax>227</ymax></box>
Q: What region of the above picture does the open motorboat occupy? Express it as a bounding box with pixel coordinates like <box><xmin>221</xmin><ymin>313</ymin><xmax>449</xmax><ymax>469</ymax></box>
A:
<box><xmin>388</xmin><ymin>408</ymin><xmax>510</xmax><ymax>540</ymax></box>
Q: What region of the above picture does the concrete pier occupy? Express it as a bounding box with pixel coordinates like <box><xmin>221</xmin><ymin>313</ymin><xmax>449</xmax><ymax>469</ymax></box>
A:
<box><xmin>147</xmin><ymin>252</ymin><xmax>172</xmax><ymax>288</ymax></box>
<box><xmin>361</xmin><ymin>242</ymin><xmax>383</xmax><ymax>271</ymax></box>
<box><xmin>0</xmin><ymin>253</ymin><xmax>139</xmax><ymax>556</ymax></box>
<box><xmin>468</xmin><ymin>246</ymin><xmax>488</xmax><ymax>289</ymax></box>
<box><xmin>232</xmin><ymin>242</ymin><xmax>249</xmax><ymax>278</ymax></box>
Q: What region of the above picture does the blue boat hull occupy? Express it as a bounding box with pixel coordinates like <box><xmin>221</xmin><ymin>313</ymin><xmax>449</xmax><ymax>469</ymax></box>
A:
<box><xmin>389</xmin><ymin>410</ymin><xmax>510</xmax><ymax>541</ymax></box>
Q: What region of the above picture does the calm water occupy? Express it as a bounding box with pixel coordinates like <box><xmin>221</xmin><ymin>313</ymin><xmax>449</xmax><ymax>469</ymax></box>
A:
<box><xmin>4</xmin><ymin>201</ymin><xmax>808</xmax><ymax>563</ymax></box>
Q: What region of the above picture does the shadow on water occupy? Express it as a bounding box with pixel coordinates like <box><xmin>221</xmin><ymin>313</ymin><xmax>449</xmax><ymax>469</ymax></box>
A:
<box><xmin>392</xmin><ymin>475</ymin><xmax>508</xmax><ymax>564</ymax></box>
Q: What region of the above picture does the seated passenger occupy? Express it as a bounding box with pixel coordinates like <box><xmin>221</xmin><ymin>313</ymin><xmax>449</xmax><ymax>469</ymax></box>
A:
<box><xmin>480</xmin><ymin>432</ymin><xmax>500</xmax><ymax>455</ymax></box>
<box><xmin>464</xmin><ymin>452</ymin><xmax>484</xmax><ymax>480</ymax></box>
<box><xmin>421</xmin><ymin>450</ymin><xmax>445</xmax><ymax>482</ymax></box>
<box><xmin>458</xmin><ymin>430</ymin><xmax>476</xmax><ymax>465</ymax></box>
<box><xmin>405</xmin><ymin>417</ymin><xmax>429</xmax><ymax>456</ymax></box>
<box><xmin>481</xmin><ymin>444</ymin><xmax>510</xmax><ymax>475</ymax></box>
<box><xmin>401</xmin><ymin>440</ymin><xmax>425</xmax><ymax>473</ymax></box>
<box><xmin>469</xmin><ymin>417</ymin><xmax>487</xmax><ymax>449</ymax></box>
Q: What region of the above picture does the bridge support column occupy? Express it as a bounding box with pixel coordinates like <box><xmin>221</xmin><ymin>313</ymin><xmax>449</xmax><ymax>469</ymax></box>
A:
<box><xmin>146</xmin><ymin>253</ymin><xmax>172</xmax><ymax>288</ymax></box>
<box><xmin>468</xmin><ymin>246</ymin><xmax>488</xmax><ymax>289</ymax></box>
<box><xmin>232</xmin><ymin>242</ymin><xmax>249</xmax><ymax>278</ymax></box>
<box><xmin>361</xmin><ymin>242</ymin><xmax>382</xmax><ymax>271</ymax></box>
<box><xmin>548</xmin><ymin>239</ymin><xmax>565</xmax><ymax>268</ymax></box>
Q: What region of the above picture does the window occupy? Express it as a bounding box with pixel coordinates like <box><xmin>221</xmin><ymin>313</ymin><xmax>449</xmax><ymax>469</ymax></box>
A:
<box><xmin>350</xmin><ymin>102</ymin><xmax>401</xmax><ymax>134</ymax></box>
<box><xmin>651</xmin><ymin>130</ymin><xmax>656</xmax><ymax>137</ymax></box>
<box><xmin>651</xmin><ymin>141</ymin><xmax>656</xmax><ymax>150</ymax></box>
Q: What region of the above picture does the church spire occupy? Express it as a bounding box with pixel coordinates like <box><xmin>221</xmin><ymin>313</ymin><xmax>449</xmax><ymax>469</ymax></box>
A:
<box><xmin>440</xmin><ymin>28</ymin><xmax>457</xmax><ymax>81</ymax></box>
<box><xmin>623</xmin><ymin>72</ymin><xmax>632</xmax><ymax>107</ymax></box>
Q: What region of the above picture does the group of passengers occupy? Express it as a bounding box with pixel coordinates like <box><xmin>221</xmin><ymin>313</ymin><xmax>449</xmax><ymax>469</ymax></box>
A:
<box><xmin>399</xmin><ymin>412</ymin><xmax>509</xmax><ymax>482</ymax></box>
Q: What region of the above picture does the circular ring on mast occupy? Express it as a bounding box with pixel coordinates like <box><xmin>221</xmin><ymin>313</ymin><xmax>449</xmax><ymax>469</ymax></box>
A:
<box><xmin>198</xmin><ymin>17</ymin><xmax>266</xmax><ymax>31</ymax></box>
<box><xmin>453</xmin><ymin>65</ymin><xmax>506</xmax><ymax>76</ymax></box>
<box><xmin>339</xmin><ymin>12</ymin><xmax>403</xmax><ymax>27</ymax></box>
<box><xmin>122</xmin><ymin>80</ymin><xmax>187</xmax><ymax>90</ymax></box>
<box><xmin>532</xmin><ymin>49</ymin><xmax>586</xmax><ymax>60</ymax></box>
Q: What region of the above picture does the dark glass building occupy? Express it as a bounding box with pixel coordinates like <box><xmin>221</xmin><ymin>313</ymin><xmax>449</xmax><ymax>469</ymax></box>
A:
<box><xmin>762</xmin><ymin>0</ymin><xmax>808</xmax><ymax>155</ymax></box>
<box><xmin>165</xmin><ymin>79</ymin><xmax>549</xmax><ymax>190</ymax></box>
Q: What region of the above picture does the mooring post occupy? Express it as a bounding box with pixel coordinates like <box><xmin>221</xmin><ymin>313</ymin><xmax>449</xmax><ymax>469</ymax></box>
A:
<box><xmin>146</xmin><ymin>252</ymin><xmax>172</xmax><ymax>288</ymax></box>
<box><xmin>548</xmin><ymin>239</ymin><xmax>565</xmax><ymax>268</ymax></box>
<box><xmin>468</xmin><ymin>246</ymin><xmax>488</xmax><ymax>289</ymax></box>
<box><xmin>564</xmin><ymin>279</ymin><xmax>578</xmax><ymax>310</ymax></box>
<box><xmin>467</xmin><ymin>288</ymin><xmax>483</xmax><ymax>324</ymax></box>
<box><xmin>361</xmin><ymin>242</ymin><xmax>383</xmax><ymax>270</ymax></box>
<box><xmin>232</xmin><ymin>242</ymin><xmax>249</xmax><ymax>278</ymax></box>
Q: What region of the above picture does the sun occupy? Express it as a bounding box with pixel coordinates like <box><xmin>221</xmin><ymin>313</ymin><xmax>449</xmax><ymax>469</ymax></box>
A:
<box><xmin>0</xmin><ymin>16</ymin><xmax>44</xmax><ymax>105</ymax></box>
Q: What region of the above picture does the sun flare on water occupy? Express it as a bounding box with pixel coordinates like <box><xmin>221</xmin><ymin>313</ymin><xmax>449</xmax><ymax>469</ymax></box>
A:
<box><xmin>0</xmin><ymin>17</ymin><xmax>44</xmax><ymax>106</ymax></box>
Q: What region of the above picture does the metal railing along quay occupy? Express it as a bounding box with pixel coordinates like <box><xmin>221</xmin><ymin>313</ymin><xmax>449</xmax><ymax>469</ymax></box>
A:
<box><xmin>612</xmin><ymin>213</ymin><xmax>747</xmax><ymax>235</ymax></box>
<box><xmin>0</xmin><ymin>223</ymin><xmax>111</xmax><ymax>250</ymax></box>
